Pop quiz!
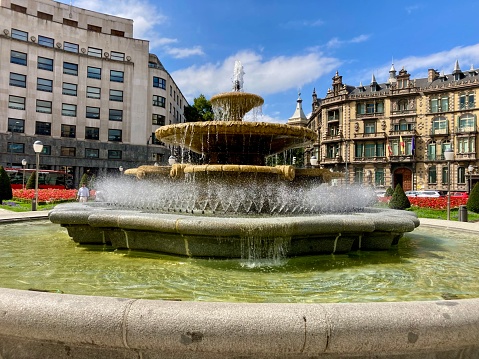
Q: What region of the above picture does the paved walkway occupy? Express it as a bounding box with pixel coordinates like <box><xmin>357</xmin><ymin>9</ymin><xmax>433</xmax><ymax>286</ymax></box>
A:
<box><xmin>0</xmin><ymin>208</ymin><xmax>478</xmax><ymax>233</ymax></box>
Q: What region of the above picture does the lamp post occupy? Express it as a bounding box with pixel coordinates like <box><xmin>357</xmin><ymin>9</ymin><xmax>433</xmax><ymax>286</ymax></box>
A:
<box><xmin>32</xmin><ymin>141</ymin><xmax>43</xmax><ymax>211</ymax></box>
<box><xmin>468</xmin><ymin>164</ymin><xmax>474</xmax><ymax>194</ymax></box>
<box><xmin>310</xmin><ymin>155</ymin><xmax>318</xmax><ymax>167</ymax></box>
<box><xmin>21</xmin><ymin>158</ymin><xmax>27</xmax><ymax>189</ymax></box>
<box><xmin>168</xmin><ymin>156</ymin><xmax>177</xmax><ymax>166</ymax></box>
<box><xmin>119</xmin><ymin>166</ymin><xmax>123</xmax><ymax>175</ymax></box>
<box><xmin>444</xmin><ymin>148</ymin><xmax>454</xmax><ymax>221</ymax></box>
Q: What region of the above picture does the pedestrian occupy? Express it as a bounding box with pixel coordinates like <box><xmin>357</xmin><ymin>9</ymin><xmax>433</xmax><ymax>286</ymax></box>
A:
<box><xmin>77</xmin><ymin>183</ymin><xmax>90</xmax><ymax>203</ymax></box>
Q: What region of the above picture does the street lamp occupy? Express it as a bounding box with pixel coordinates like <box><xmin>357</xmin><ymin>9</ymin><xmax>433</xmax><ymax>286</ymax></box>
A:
<box><xmin>468</xmin><ymin>164</ymin><xmax>474</xmax><ymax>194</ymax></box>
<box><xmin>21</xmin><ymin>159</ymin><xmax>27</xmax><ymax>189</ymax></box>
<box><xmin>119</xmin><ymin>166</ymin><xmax>124</xmax><ymax>175</ymax></box>
<box><xmin>310</xmin><ymin>155</ymin><xmax>318</xmax><ymax>167</ymax></box>
<box><xmin>444</xmin><ymin>148</ymin><xmax>454</xmax><ymax>221</ymax></box>
<box><xmin>168</xmin><ymin>155</ymin><xmax>177</xmax><ymax>166</ymax></box>
<box><xmin>32</xmin><ymin>141</ymin><xmax>43</xmax><ymax>211</ymax></box>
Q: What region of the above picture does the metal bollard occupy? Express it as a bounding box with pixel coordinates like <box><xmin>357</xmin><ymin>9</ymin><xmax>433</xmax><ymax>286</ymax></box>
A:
<box><xmin>458</xmin><ymin>205</ymin><xmax>468</xmax><ymax>222</ymax></box>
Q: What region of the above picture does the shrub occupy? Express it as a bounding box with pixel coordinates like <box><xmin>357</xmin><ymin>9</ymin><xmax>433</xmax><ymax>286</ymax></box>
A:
<box><xmin>0</xmin><ymin>166</ymin><xmax>13</xmax><ymax>204</ymax></box>
<box><xmin>25</xmin><ymin>171</ymin><xmax>36</xmax><ymax>190</ymax></box>
<box><xmin>467</xmin><ymin>182</ymin><xmax>479</xmax><ymax>213</ymax></box>
<box><xmin>385</xmin><ymin>186</ymin><xmax>394</xmax><ymax>197</ymax></box>
<box><xmin>388</xmin><ymin>184</ymin><xmax>411</xmax><ymax>210</ymax></box>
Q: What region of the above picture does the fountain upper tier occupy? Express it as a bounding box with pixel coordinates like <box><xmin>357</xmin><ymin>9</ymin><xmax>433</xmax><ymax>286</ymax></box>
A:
<box><xmin>155</xmin><ymin>121</ymin><xmax>317</xmax><ymax>165</ymax></box>
<box><xmin>210</xmin><ymin>91</ymin><xmax>264</xmax><ymax>121</ymax></box>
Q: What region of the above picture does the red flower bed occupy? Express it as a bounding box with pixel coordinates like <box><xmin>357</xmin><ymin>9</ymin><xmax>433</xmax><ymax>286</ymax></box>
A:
<box><xmin>378</xmin><ymin>196</ymin><xmax>468</xmax><ymax>209</ymax></box>
<box><xmin>13</xmin><ymin>189</ymin><xmax>77</xmax><ymax>202</ymax></box>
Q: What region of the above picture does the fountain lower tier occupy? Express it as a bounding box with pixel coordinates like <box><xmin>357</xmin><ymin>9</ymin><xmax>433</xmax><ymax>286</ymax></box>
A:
<box><xmin>49</xmin><ymin>204</ymin><xmax>419</xmax><ymax>258</ymax></box>
<box><xmin>155</xmin><ymin>121</ymin><xmax>317</xmax><ymax>165</ymax></box>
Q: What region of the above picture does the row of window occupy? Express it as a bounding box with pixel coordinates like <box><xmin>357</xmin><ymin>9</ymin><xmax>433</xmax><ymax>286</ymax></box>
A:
<box><xmin>10</xmin><ymin>66</ymin><xmax>124</xmax><ymax>84</ymax></box>
<box><xmin>10</xmin><ymin>28</ymin><xmax>126</xmax><ymax>60</ymax></box>
<box><xmin>8</xmin><ymin>97</ymin><xmax>124</xmax><ymax>120</ymax></box>
<box><xmin>7</xmin><ymin>141</ymin><xmax>123</xmax><ymax>160</ymax></box>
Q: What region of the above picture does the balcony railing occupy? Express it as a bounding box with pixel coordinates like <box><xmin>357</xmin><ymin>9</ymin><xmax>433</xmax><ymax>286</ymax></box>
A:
<box><xmin>356</xmin><ymin>112</ymin><xmax>384</xmax><ymax>119</ymax></box>
<box><xmin>455</xmin><ymin>153</ymin><xmax>477</xmax><ymax>160</ymax></box>
<box><xmin>455</xmin><ymin>126</ymin><xmax>477</xmax><ymax>134</ymax></box>
<box><xmin>389</xmin><ymin>154</ymin><xmax>415</xmax><ymax>162</ymax></box>
<box><xmin>430</xmin><ymin>127</ymin><xmax>448</xmax><ymax>136</ymax></box>
<box><xmin>323</xmin><ymin>156</ymin><xmax>343</xmax><ymax>163</ymax></box>
<box><xmin>426</xmin><ymin>154</ymin><xmax>445</xmax><ymax>161</ymax></box>
<box><xmin>389</xmin><ymin>130</ymin><xmax>416</xmax><ymax>136</ymax></box>
<box><xmin>353</xmin><ymin>156</ymin><xmax>387</xmax><ymax>163</ymax></box>
<box><xmin>353</xmin><ymin>132</ymin><xmax>386</xmax><ymax>139</ymax></box>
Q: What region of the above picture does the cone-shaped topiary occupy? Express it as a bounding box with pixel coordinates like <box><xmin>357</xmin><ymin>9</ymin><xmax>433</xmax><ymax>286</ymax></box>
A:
<box><xmin>388</xmin><ymin>184</ymin><xmax>411</xmax><ymax>210</ymax></box>
<box><xmin>467</xmin><ymin>182</ymin><xmax>479</xmax><ymax>213</ymax></box>
<box><xmin>25</xmin><ymin>171</ymin><xmax>36</xmax><ymax>190</ymax></box>
<box><xmin>79</xmin><ymin>173</ymin><xmax>90</xmax><ymax>187</ymax></box>
<box><xmin>385</xmin><ymin>186</ymin><xmax>394</xmax><ymax>197</ymax></box>
<box><xmin>0</xmin><ymin>166</ymin><xmax>13</xmax><ymax>204</ymax></box>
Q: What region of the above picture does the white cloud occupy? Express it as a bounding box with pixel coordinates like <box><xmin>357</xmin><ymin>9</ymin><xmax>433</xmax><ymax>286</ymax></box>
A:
<box><xmin>172</xmin><ymin>50</ymin><xmax>340</xmax><ymax>103</ymax></box>
<box><xmin>166</xmin><ymin>46</ymin><xmax>205</xmax><ymax>59</ymax></box>
<box><xmin>326</xmin><ymin>34</ymin><xmax>370</xmax><ymax>49</ymax></box>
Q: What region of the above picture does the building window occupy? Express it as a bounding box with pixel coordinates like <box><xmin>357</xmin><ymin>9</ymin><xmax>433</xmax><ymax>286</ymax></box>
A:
<box><xmin>87</xmin><ymin>47</ymin><xmax>102</xmax><ymax>57</ymax></box>
<box><xmin>109</xmin><ymin>89</ymin><xmax>123</xmax><ymax>102</ymax></box>
<box><xmin>63</xmin><ymin>18</ymin><xmax>78</xmax><ymax>27</ymax></box>
<box><xmin>9</xmin><ymin>73</ymin><xmax>26</xmax><ymax>87</ymax></box>
<box><xmin>393</xmin><ymin>120</ymin><xmax>414</xmax><ymax>132</ymax></box>
<box><xmin>357</xmin><ymin>101</ymin><xmax>384</xmax><ymax>115</ymax></box>
<box><xmin>86</xmin><ymin>86</ymin><xmax>101</xmax><ymax>99</ymax></box>
<box><xmin>153</xmin><ymin>76</ymin><xmax>166</xmax><ymax>89</ymax></box>
<box><xmin>38</xmin><ymin>35</ymin><xmax>54</xmax><ymax>47</ymax></box>
<box><xmin>152</xmin><ymin>114</ymin><xmax>166</xmax><ymax>125</ymax></box>
<box><xmin>364</xmin><ymin>144</ymin><xmax>376</xmax><ymax>157</ymax></box>
<box><xmin>442</xmin><ymin>166</ymin><xmax>449</xmax><ymax>185</ymax></box>
<box><xmin>85</xmin><ymin>127</ymin><xmax>100</xmax><ymax>140</ymax></box>
<box><xmin>8</xmin><ymin>96</ymin><xmax>25</xmax><ymax>110</ymax></box>
<box><xmin>37</xmin><ymin>11</ymin><xmax>53</xmax><ymax>20</ymax></box>
<box><xmin>63</xmin><ymin>41</ymin><xmax>79</xmax><ymax>53</ymax></box>
<box><xmin>11</xmin><ymin>28</ymin><xmax>28</xmax><ymax>41</ymax></box>
<box><xmin>87</xmin><ymin>24</ymin><xmax>102</xmax><ymax>33</ymax></box>
<box><xmin>108</xmin><ymin>150</ymin><xmax>122</xmax><ymax>159</ymax></box>
<box><xmin>7</xmin><ymin>142</ymin><xmax>25</xmax><ymax>154</ymax></box>
<box><xmin>37</xmin><ymin>78</ymin><xmax>53</xmax><ymax>92</ymax></box>
<box><xmin>61</xmin><ymin>124</ymin><xmax>76</xmax><ymax>138</ymax></box>
<box><xmin>364</xmin><ymin>122</ymin><xmax>376</xmax><ymax>133</ymax></box>
<box><xmin>62</xmin><ymin>82</ymin><xmax>77</xmax><ymax>96</ymax></box>
<box><xmin>86</xmin><ymin>106</ymin><xmax>100</xmax><ymax>119</ymax></box>
<box><xmin>375</xmin><ymin>169</ymin><xmax>385</xmax><ymax>186</ymax></box>
<box><xmin>151</xmin><ymin>133</ymin><xmax>163</xmax><ymax>145</ymax></box>
<box><xmin>153</xmin><ymin>95</ymin><xmax>166</xmax><ymax>107</ymax></box>
<box><xmin>458</xmin><ymin>166</ymin><xmax>466</xmax><ymax>184</ymax></box>
<box><xmin>36</xmin><ymin>100</ymin><xmax>52</xmax><ymax>114</ymax></box>
<box><xmin>111</xmin><ymin>29</ymin><xmax>125</xmax><ymax>37</ymax></box>
<box><xmin>87</xmin><ymin>66</ymin><xmax>101</xmax><ymax>79</ymax></box>
<box><xmin>459</xmin><ymin>93</ymin><xmax>475</xmax><ymax>110</ymax></box>
<box><xmin>110</xmin><ymin>70</ymin><xmax>124</xmax><ymax>83</ymax></box>
<box><xmin>110</xmin><ymin>51</ymin><xmax>125</xmax><ymax>61</ymax></box>
<box><xmin>326</xmin><ymin>144</ymin><xmax>339</xmax><ymax>158</ymax></box>
<box><xmin>457</xmin><ymin>137</ymin><xmax>475</xmax><ymax>153</ymax></box>
<box><xmin>432</xmin><ymin>116</ymin><xmax>448</xmax><ymax>134</ymax></box>
<box><xmin>85</xmin><ymin>148</ymin><xmax>99</xmax><ymax>158</ymax></box>
<box><xmin>63</xmin><ymin>62</ymin><xmax>78</xmax><ymax>76</ymax></box>
<box><xmin>428</xmin><ymin>166</ymin><xmax>437</xmax><ymax>184</ymax></box>
<box><xmin>11</xmin><ymin>4</ymin><xmax>27</xmax><ymax>13</ymax></box>
<box><xmin>108</xmin><ymin>129</ymin><xmax>122</xmax><ymax>142</ymax></box>
<box><xmin>8</xmin><ymin>118</ymin><xmax>25</xmax><ymax>132</ymax></box>
<box><xmin>38</xmin><ymin>56</ymin><xmax>53</xmax><ymax>71</ymax></box>
<box><xmin>458</xmin><ymin>114</ymin><xmax>475</xmax><ymax>132</ymax></box>
<box><xmin>430</xmin><ymin>96</ymin><xmax>449</xmax><ymax>113</ymax></box>
<box><xmin>61</xmin><ymin>147</ymin><xmax>76</xmax><ymax>157</ymax></box>
<box><xmin>109</xmin><ymin>109</ymin><xmax>123</xmax><ymax>121</ymax></box>
<box><xmin>35</xmin><ymin>121</ymin><xmax>51</xmax><ymax>135</ymax></box>
<box><xmin>10</xmin><ymin>50</ymin><xmax>27</xmax><ymax>65</ymax></box>
<box><xmin>354</xmin><ymin>168</ymin><xmax>363</xmax><ymax>183</ymax></box>
<box><xmin>62</xmin><ymin>104</ymin><xmax>77</xmax><ymax>117</ymax></box>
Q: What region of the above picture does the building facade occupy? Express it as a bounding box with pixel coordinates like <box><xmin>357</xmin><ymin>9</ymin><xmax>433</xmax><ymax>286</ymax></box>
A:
<box><xmin>306</xmin><ymin>62</ymin><xmax>479</xmax><ymax>193</ymax></box>
<box><xmin>0</xmin><ymin>0</ymin><xmax>187</xmax><ymax>185</ymax></box>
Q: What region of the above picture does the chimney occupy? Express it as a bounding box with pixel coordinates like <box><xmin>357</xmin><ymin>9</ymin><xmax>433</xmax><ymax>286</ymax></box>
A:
<box><xmin>428</xmin><ymin>69</ymin><xmax>439</xmax><ymax>82</ymax></box>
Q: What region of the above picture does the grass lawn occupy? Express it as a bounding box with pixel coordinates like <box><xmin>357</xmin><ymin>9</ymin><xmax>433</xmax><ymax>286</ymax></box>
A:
<box><xmin>0</xmin><ymin>200</ymin><xmax>60</xmax><ymax>212</ymax></box>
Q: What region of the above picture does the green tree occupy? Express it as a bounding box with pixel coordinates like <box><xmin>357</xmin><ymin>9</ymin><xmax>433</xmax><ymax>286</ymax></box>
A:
<box><xmin>388</xmin><ymin>184</ymin><xmax>411</xmax><ymax>210</ymax></box>
<box><xmin>25</xmin><ymin>171</ymin><xmax>36</xmax><ymax>190</ymax></box>
<box><xmin>385</xmin><ymin>186</ymin><xmax>394</xmax><ymax>197</ymax></box>
<box><xmin>467</xmin><ymin>182</ymin><xmax>479</xmax><ymax>213</ymax></box>
<box><xmin>184</xmin><ymin>94</ymin><xmax>214</xmax><ymax>122</ymax></box>
<box><xmin>0</xmin><ymin>166</ymin><xmax>13</xmax><ymax>204</ymax></box>
<box><xmin>79</xmin><ymin>173</ymin><xmax>90</xmax><ymax>187</ymax></box>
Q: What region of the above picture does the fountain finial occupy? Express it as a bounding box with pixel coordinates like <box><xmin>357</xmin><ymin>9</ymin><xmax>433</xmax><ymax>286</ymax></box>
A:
<box><xmin>233</xmin><ymin>60</ymin><xmax>245</xmax><ymax>92</ymax></box>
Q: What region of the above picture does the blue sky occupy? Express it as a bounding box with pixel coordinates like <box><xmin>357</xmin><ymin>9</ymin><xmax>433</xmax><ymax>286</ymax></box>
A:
<box><xmin>64</xmin><ymin>0</ymin><xmax>479</xmax><ymax>123</ymax></box>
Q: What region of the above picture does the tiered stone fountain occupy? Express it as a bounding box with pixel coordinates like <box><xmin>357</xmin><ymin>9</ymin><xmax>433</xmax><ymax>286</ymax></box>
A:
<box><xmin>49</xmin><ymin>61</ymin><xmax>419</xmax><ymax>258</ymax></box>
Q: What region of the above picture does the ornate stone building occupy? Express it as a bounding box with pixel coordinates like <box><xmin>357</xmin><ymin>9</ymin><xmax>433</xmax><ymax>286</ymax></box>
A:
<box><xmin>0</xmin><ymin>0</ymin><xmax>187</xmax><ymax>185</ymax></box>
<box><xmin>306</xmin><ymin>62</ymin><xmax>479</xmax><ymax>192</ymax></box>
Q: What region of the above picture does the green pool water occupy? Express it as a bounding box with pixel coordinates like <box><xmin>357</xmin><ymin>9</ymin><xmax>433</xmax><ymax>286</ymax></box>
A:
<box><xmin>1</xmin><ymin>221</ymin><xmax>478</xmax><ymax>303</ymax></box>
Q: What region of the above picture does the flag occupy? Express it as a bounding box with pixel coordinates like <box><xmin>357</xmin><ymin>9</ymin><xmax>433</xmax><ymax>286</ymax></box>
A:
<box><xmin>387</xmin><ymin>141</ymin><xmax>392</xmax><ymax>157</ymax></box>
<box><xmin>400</xmin><ymin>136</ymin><xmax>405</xmax><ymax>155</ymax></box>
<box><xmin>411</xmin><ymin>136</ymin><xmax>415</xmax><ymax>155</ymax></box>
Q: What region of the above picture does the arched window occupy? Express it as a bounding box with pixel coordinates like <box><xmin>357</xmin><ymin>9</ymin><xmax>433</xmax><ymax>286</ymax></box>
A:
<box><xmin>432</xmin><ymin>116</ymin><xmax>448</xmax><ymax>134</ymax></box>
<box><xmin>458</xmin><ymin>113</ymin><xmax>475</xmax><ymax>131</ymax></box>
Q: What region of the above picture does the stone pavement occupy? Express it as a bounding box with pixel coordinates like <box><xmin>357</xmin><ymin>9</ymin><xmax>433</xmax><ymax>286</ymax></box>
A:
<box><xmin>0</xmin><ymin>208</ymin><xmax>49</xmax><ymax>223</ymax></box>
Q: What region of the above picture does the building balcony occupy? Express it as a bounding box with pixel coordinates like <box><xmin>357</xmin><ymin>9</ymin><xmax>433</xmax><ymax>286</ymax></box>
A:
<box><xmin>426</xmin><ymin>154</ymin><xmax>445</xmax><ymax>161</ymax></box>
<box><xmin>455</xmin><ymin>152</ymin><xmax>477</xmax><ymax>160</ymax></box>
<box><xmin>390</xmin><ymin>109</ymin><xmax>416</xmax><ymax>117</ymax></box>
<box><xmin>353</xmin><ymin>132</ymin><xmax>386</xmax><ymax>139</ymax></box>
<box><xmin>430</xmin><ymin>127</ymin><xmax>449</xmax><ymax>136</ymax></box>
<box><xmin>389</xmin><ymin>130</ymin><xmax>416</xmax><ymax>137</ymax></box>
<box><xmin>356</xmin><ymin>112</ymin><xmax>384</xmax><ymax>119</ymax></box>
<box><xmin>455</xmin><ymin>126</ymin><xmax>477</xmax><ymax>134</ymax></box>
<box><xmin>353</xmin><ymin>156</ymin><xmax>387</xmax><ymax>163</ymax></box>
<box><xmin>323</xmin><ymin>156</ymin><xmax>343</xmax><ymax>163</ymax></box>
<box><xmin>389</xmin><ymin>155</ymin><xmax>415</xmax><ymax>162</ymax></box>
<box><xmin>322</xmin><ymin>134</ymin><xmax>342</xmax><ymax>143</ymax></box>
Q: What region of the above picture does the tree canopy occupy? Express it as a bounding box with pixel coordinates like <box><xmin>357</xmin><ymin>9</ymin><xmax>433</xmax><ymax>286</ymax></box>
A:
<box><xmin>184</xmin><ymin>94</ymin><xmax>214</xmax><ymax>122</ymax></box>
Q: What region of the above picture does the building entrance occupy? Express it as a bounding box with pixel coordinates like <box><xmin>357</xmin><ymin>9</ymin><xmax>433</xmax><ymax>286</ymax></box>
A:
<box><xmin>394</xmin><ymin>168</ymin><xmax>412</xmax><ymax>191</ymax></box>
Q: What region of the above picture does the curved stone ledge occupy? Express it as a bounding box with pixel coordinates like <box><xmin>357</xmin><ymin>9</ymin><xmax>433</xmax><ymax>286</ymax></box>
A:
<box><xmin>0</xmin><ymin>288</ymin><xmax>478</xmax><ymax>358</ymax></box>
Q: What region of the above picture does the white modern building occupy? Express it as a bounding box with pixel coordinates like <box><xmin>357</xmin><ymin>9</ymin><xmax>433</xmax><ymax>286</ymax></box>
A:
<box><xmin>0</xmin><ymin>0</ymin><xmax>188</xmax><ymax>185</ymax></box>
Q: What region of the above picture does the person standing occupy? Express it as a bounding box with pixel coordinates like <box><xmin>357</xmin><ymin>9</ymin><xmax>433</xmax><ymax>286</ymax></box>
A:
<box><xmin>77</xmin><ymin>183</ymin><xmax>90</xmax><ymax>203</ymax></box>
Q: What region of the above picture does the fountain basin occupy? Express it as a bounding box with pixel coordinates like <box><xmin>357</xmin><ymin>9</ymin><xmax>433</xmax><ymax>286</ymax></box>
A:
<box><xmin>49</xmin><ymin>203</ymin><xmax>419</xmax><ymax>258</ymax></box>
<box><xmin>155</xmin><ymin>121</ymin><xmax>317</xmax><ymax>165</ymax></box>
